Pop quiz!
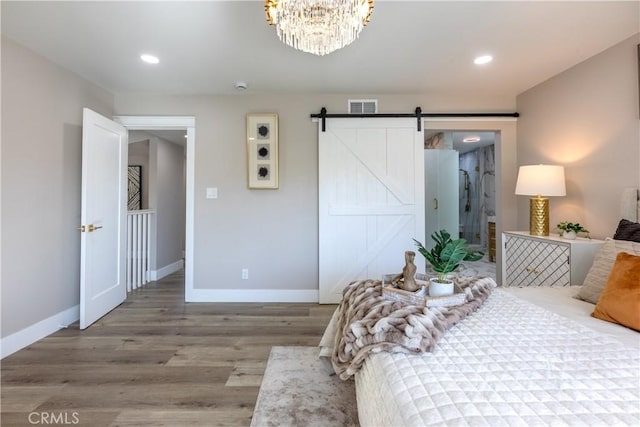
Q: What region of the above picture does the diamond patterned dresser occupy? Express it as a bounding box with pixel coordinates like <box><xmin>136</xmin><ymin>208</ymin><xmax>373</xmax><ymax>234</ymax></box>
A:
<box><xmin>501</xmin><ymin>231</ymin><xmax>604</xmax><ymax>287</ymax></box>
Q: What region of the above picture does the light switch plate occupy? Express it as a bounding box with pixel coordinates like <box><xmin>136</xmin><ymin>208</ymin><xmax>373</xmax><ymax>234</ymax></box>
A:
<box><xmin>206</xmin><ymin>187</ymin><xmax>218</xmax><ymax>199</ymax></box>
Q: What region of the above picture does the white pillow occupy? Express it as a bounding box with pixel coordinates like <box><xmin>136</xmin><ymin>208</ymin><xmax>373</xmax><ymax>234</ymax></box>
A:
<box><xmin>575</xmin><ymin>238</ymin><xmax>640</xmax><ymax>304</ymax></box>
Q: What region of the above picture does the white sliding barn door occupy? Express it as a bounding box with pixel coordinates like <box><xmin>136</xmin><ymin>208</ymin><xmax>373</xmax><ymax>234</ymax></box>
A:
<box><xmin>80</xmin><ymin>108</ymin><xmax>128</xmax><ymax>329</ymax></box>
<box><xmin>319</xmin><ymin>118</ymin><xmax>425</xmax><ymax>303</ymax></box>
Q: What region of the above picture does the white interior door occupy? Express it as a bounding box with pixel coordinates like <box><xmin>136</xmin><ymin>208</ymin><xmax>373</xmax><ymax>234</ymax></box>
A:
<box><xmin>424</xmin><ymin>149</ymin><xmax>459</xmax><ymax>248</ymax></box>
<box><xmin>319</xmin><ymin>118</ymin><xmax>424</xmax><ymax>303</ymax></box>
<box><xmin>80</xmin><ymin>108</ymin><xmax>128</xmax><ymax>329</ymax></box>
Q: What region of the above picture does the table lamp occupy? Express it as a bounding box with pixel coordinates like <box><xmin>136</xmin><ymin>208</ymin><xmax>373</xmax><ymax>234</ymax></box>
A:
<box><xmin>515</xmin><ymin>165</ymin><xmax>566</xmax><ymax>236</ymax></box>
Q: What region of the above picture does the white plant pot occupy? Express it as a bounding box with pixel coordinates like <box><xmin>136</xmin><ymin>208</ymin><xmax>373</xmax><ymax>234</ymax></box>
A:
<box><xmin>429</xmin><ymin>278</ymin><xmax>454</xmax><ymax>297</ymax></box>
<box><xmin>562</xmin><ymin>230</ymin><xmax>577</xmax><ymax>240</ymax></box>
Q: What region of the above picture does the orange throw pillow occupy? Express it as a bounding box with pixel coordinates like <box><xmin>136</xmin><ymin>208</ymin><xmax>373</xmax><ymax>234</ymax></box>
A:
<box><xmin>591</xmin><ymin>252</ymin><xmax>640</xmax><ymax>331</ymax></box>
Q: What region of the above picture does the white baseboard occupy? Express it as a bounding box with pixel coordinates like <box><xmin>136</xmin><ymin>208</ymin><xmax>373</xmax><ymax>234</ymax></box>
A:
<box><xmin>1</xmin><ymin>305</ymin><xmax>79</xmax><ymax>359</ymax></box>
<box><xmin>149</xmin><ymin>259</ymin><xmax>184</xmax><ymax>281</ymax></box>
<box><xmin>0</xmin><ymin>287</ymin><xmax>317</xmax><ymax>358</ymax></box>
<box><xmin>185</xmin><ymin>288</ymin><xmax>319</xmax><ymax>303</ymax></box>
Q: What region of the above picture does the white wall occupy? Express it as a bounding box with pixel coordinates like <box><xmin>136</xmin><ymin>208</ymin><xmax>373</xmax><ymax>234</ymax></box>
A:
<box><xmin>516</xmin><ymin>34</ymin><xmax>640</xmax><ymax>239</ymax></box>
<box><xmin>0</xmin><ymin>34</ymin><xmax>521</xmax><ymax>352</ymax></box>
<box><xmin>154</xmin><ymin>137</ymin><xmax>185</xmax><ymax>271</ymax></box>
<box><xmin>114</xmin><ymin>94</ymin><xmax>519</xmax><ymax>292</ymax></box>
<box><xmin>1</xmin><ymin>37</ymin><xmax>114</xmax><ymax>339</ymax></box>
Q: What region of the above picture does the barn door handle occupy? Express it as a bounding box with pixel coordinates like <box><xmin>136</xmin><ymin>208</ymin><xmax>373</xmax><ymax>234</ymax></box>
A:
<box><xmin>434</xmin><ymin>198</ymin><xmax>438</xmax><ymax>210</ymax></box>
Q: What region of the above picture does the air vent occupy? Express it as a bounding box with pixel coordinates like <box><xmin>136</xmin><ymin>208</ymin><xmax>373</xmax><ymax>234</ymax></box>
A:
<box><xmin>348</xmin><ymin>99</ymin><xmax>378</xmax><ymax>114</ymax></box>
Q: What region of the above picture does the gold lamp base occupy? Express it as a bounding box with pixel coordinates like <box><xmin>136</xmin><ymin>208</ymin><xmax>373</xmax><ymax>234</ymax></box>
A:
<box><xmin>529</xmin><ymin>196</ymin><xmax>549</xmax><ymax>236</ymax></box>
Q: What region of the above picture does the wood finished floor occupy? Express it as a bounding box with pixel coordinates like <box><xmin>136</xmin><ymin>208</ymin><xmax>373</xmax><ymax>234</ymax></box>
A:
<box><xmin>1</xmin><ymin>272</ymin><xmax>337</xmax><ymax>426</ymax></box>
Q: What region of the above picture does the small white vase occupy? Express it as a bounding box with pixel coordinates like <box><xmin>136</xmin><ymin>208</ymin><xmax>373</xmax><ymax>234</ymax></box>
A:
<box><xmin>562</xmin><ymin>230</ymin><xmax>577</xmax><ymax>240</ymax></box>
<box><xmin>429</xmin><ymin>278</ymin><xmax>454</xmax><ymax>297</ymax></box>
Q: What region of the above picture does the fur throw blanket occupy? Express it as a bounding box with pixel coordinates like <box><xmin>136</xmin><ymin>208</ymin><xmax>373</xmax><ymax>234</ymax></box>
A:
<box><xmin>331</xmin><ymin>276</ymin><xmax>496</xmax><ymax>380</ymax></box>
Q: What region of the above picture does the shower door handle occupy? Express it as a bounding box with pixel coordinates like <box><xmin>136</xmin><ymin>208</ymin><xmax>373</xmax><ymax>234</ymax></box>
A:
<box><xmin>433</xmin><ymin>198</ymin><xmax>438</xmax><ymax>210</ymax></box>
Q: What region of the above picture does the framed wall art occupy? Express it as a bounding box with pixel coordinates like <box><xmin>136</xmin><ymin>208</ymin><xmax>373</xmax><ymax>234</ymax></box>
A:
<box><xmin>246</xmin><ymin>113</ymin><xmax>278</xmax><ymax>189</ymax></box>
<box><xmin>127</xmin><ymin>165</ymin><xmax>142</xmax><ymax>210</ymax></box>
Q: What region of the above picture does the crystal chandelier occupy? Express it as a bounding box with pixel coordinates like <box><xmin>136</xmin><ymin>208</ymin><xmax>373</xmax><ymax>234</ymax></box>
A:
<box><xmin>265</xmin><ymin>0</ymin><xmax>374</xmax><ymax>56</ymax></box>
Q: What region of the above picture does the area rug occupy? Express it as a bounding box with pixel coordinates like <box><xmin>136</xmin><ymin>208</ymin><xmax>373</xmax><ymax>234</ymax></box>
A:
<box><xmin>250</xmin><ymin>346</ymin><xmax>358</xmax><ymax>427</ymax></box>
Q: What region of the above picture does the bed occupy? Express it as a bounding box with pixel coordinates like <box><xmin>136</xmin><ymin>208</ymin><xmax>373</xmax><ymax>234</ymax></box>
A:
<box><xmin>353</xmin><ymin>287</ymin><xmax>639</xmax><ymax>426</ymax></box>
<box><xmin>321</xmin><ymin>188</ymin><xmax>640</xmax><ymax>426</ymax></box>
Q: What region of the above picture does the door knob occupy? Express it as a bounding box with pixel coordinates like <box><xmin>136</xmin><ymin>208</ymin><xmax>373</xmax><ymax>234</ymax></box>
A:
<box><xmin>434</xmin><ymin>198</ymin><xmax>438</xmax><ymax>210</ymax></box>
<box><xmin>87</xmin><ymin>224</ymin><xmax>103</xmax><ymax>232</ymax></box>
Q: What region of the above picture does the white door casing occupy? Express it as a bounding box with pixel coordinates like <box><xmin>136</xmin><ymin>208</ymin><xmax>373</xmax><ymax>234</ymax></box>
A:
<box><xmin>80</xmin><ymin>108</ymin><xmax>128</xmax><ymax>329</ymax></box>
<box><xmin>113</xmin><ymin>115</ymin><xmax>195</xmax><ymax>302</ymax></box>
<box><xmin>319</xmin><ymin>118</ymin><xmax>425</xmax><ymax>303</ymax></box>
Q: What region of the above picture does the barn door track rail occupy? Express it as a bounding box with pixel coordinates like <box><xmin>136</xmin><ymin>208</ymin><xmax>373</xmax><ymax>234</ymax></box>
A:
<box><xmin>311</xmin><ymin>107</ymin><xmax>520</xmax><ymax>132</ymax></box>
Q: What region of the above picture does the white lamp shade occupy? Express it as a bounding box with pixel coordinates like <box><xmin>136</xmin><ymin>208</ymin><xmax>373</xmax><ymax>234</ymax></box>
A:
<box><xmin>515</xmin><ymin>165</ymin><xmax>566</xmax><ymax>196</ymax></box>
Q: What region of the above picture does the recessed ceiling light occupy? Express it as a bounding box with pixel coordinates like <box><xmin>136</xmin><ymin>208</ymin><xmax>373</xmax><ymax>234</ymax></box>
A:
<box><xmin>474</xmin><ymin>55</ymin><xmax>493</xmax><ymax>65</ymax></box>
<box><xmin>463</xmin><ymin>136</ymin><xmax>481</xmax><ymax>143</ymax></box>
<box><xmin>140</xmin><ymin>54</ymin><xmax>159</xmax><ymax>64</ymax></box>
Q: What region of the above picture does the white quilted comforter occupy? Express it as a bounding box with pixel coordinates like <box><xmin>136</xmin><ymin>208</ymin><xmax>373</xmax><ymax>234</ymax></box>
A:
<box><xmin>355</xmin><ymin>290</ymin><xmax>640</xmax><ymax>426</ymax></box>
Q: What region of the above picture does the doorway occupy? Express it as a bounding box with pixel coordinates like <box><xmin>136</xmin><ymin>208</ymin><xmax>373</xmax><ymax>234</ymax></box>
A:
<box><xmin>424</xmin><ymin>130</ymin><xmax>496</xmax><ymax>251</ymax></box>
<box><xmin>128</xmin><ymin>130</ymin><xmax>186</xmax><ymax>285</ymax></box>
<box><xmin>420</xmin><ymin>118</ymin><xmax>518</xmax><ymax>284</ymax></box>
<box><xmin>114</xmin><ymin>116</ymin><xmax>195</xmax><ymax>300</ymax></box>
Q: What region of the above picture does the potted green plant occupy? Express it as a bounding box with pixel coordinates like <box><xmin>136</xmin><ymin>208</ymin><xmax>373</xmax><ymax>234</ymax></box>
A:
<box><xmin>557</xmin><ymin>221</ymin><xmax>590</xmax><ymax>240</ymax></box>
<box><xmin>413</xmin><ymin>230</ymin><xmax>484</xmax><ymax>296</ymax></box>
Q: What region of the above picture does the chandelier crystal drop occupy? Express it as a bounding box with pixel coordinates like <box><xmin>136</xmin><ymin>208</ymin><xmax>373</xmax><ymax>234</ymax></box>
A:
<box><xmin>265</xmin><ymin>0</ymin><xmax>374</xmax><ymax>56</ymax></box>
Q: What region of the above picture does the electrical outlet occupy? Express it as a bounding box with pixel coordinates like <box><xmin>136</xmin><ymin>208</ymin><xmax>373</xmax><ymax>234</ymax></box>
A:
<box><xmin>241</xmin><ymin>268</ymin><xmax>249</xmax><ymax>280</ymax></box>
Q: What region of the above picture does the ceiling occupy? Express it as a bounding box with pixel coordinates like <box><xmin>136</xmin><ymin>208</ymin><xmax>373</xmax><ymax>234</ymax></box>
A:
<box><xmin>451</xmin><ymin>131</ymin><xmax>495</xmax><ymax>154</ymax></box>
<box><xmin>1</xmin><ymin>1</ymin><xmax>638</xmax><ymax>100</ymax></box>
<box><xmin>425</xmin><ymin>130</ymin><xmax>495</xmax><ymax>153</ymax></box>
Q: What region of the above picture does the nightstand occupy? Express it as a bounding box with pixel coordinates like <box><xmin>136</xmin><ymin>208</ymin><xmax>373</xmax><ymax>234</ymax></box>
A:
<box><xmin>501</xmin><ymin>231</ymin><xmax>604</xmax><ymax>287</ymax></box>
